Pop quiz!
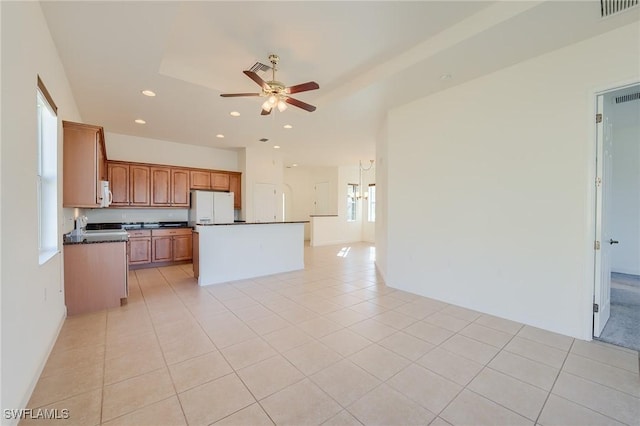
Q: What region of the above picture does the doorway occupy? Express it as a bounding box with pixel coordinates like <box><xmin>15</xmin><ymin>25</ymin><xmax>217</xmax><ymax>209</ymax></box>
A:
<box><xmin>593</xmin><ymin>83</ymin><xmax>640</xmax><ymax>351</ymax></box>
<box><xmin>254</xmin><ymin>183</ymin><xmax>277</xmax><ymax>222</ymax></box>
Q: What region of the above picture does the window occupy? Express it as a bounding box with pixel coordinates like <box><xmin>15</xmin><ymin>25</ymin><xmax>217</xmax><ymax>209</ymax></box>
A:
<box><xmin>368</xmin><ymin>184</ymin><xmax>376</xmax><ymax>222</ymax></box>
<box><xmin>37</xmin><ymin>77</ymin><xmax>59</xmax><ymax>264</ymax></box>
<box><xmin>347</xmin><ymin>183</ymin><xmax>358</xmax><ymax>222</ymax></box>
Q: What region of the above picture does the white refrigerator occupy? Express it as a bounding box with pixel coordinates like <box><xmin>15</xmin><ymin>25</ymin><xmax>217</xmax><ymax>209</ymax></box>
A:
<box><xmin>189</xmin><ymin>191</ymin><xmax>234</xmax><ymax>225</ymax></box>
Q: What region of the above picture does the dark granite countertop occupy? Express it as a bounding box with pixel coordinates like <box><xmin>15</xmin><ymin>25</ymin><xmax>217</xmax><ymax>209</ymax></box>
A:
<box><xmin>63</xmin><ymin>234</ymin><xmax>128</xmax><ymax>245</ymax></box>
<box><xmin>196</xmin><ymin>221</ymin><xmax>308</xmax><ymax>227</ymax></box>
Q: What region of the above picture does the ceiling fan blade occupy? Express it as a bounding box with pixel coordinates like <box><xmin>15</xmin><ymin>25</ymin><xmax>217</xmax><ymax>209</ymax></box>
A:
<box><xmin>220</xmin><ymin>93</ymin><xmax>261</xmax><ymax>97</ymax></box>
<box><xmin>286</xmin><ymin>81</ymin><xmax>319</xmax><ymax>94</ymax></box>
<box><xmin>243</xmin><ymin>70</ymin><xmax>269</xmax><ymax>90</ymax></box>
<box><xmin>261</xmin><ymin>108</ymin><xmax>272</xmax><ymax>116</ymax></box>
<box><xmin>285</xmin><ymin>97</ymin><xmax>316</xmax><ymax>112</ymax></box>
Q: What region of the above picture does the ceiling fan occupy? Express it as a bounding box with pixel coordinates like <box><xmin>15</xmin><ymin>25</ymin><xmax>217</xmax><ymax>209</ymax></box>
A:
<box><xmin>220</xmin><ymin>54</ymin><xmax>319</xmax><ymax>115</ymax></box>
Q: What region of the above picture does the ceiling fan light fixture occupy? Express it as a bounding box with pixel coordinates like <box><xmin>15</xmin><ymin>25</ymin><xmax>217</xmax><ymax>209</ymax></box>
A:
<box><xmin>277</xmin><ymin>100</ymin><xmax>288</xmax><ymax>112</ymax></box>
<box><xmin>261</xmin><ymin>100</ymin><xmax>272</xmax><ymax>112</ymax></box>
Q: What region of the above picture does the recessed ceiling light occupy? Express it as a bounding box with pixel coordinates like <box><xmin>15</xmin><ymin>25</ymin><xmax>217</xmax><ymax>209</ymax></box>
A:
<box><xmin>440</xmin><ymin>74</ymin><xmax>452</xmax><ymax>80</ymax></box>
<box><xmin>283</xmin><ymin>124</ymin><xmax>293</xmax><ymax>129</ymax></box>
<box><xmin>216</xmin><ymin>134</ymin><xmax>224</xmax><ymax>138</ymax></box>
<box><xmin>273</xmin><ymin>145</ymin><xmax>280</xmax><ymax>149</ymax></box>
<box><xmin>134</xmin><ymin>119</ymin><xmax>146</xmax><ymax>124</ymax></box>
<box><xmin>230</xmin><ymin>111</ymin><xmax>240</xmax><ymax>117</ymax></box>
<box><xmin>259</xmin><ymin>138</ymin><xmax>269</xmax><ymax>142</ymax></box>
<box><xmin>141</xmin><ymin>90</ymin><xmax>156</xmax><ymax>97</ymax></box>
<box><xmin>292</xmin><ymin>163</ymin><xmax>298</xmax><ymax>167</ymax></box>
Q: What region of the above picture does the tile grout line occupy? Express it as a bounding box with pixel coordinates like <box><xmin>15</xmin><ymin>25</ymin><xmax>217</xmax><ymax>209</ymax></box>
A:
<box><xmin>136</xmin><ymin>267</ymin><xmax>190</xmax><ymax>425</ymax></box>
<box><xmin>534</xmin><ymin>337</ymin><xmax>575</xmax><ymax>426</ymax></box>
<box><xmin>431</xmin><ymin>321</ymin><xmax>524</xmax><ymax>423</ymax></box>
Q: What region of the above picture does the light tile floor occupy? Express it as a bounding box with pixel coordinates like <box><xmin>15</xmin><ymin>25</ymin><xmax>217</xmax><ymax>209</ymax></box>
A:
<box><xmin>25</xmin><ymin>243</ymin><xmax>640</xmax><ymax>425</ymax></box>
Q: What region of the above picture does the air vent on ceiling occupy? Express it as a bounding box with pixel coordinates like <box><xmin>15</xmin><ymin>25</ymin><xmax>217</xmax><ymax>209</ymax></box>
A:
<box><xmin>615</xmin><ymin>92</ymin><xmax>640</xmax><ymax>103</ymax></box>
<box><xmin>249</xmin><ymin>62</ymin><xmax>272</xmax><ymax>73</ymax></box>
<box><xmin>601</xmin><ymin>0</ymin><xmax>638</xmax><ymax>17</ymax></box>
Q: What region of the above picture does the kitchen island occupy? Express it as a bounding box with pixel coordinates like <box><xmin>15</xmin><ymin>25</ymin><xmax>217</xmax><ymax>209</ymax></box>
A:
<box><xmin>194</xmin><ymin>222</ymin><xmax>306</xmax><ymax>286</ymax></box>
<box><xmin>63</xmin><ymin>232</ymin><xmax>129</xmax><ymax>315</ymax></box>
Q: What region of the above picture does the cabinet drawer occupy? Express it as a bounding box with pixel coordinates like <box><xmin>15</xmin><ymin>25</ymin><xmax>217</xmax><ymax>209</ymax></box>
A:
<box><xmin>128</xmin><ymin>229</ymin><xmax>151</xmax><ymax>237</ymax></box>
<box><xmin>151</xmin><ymin>228</ymin><xmax>192</xmax><ymax>237</ymax></box>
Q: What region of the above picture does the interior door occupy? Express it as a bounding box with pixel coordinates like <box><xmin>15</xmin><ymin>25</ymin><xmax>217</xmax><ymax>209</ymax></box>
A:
<box><xmin>254</xmin><ymin>183</ymin><xmax>277</xmax><ymax>222</ymax></box>
<box><xmin>594</xmin><ymin>94</ymin><xmax>613</xmax><ymax>337</ymax></box>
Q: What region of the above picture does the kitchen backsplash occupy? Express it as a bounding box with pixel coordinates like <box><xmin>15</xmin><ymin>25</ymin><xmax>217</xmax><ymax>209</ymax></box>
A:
<box><xmin>84</xmin><ymin>208</ymin><xmax>189</xmax><ymax>223</ymax></box>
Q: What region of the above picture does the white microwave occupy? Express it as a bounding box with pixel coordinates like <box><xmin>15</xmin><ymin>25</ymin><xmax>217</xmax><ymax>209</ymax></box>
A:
<box><xmin>100</xmin><ymin>180</ymin><xmax>112</xmax><ymax>208</ymax></box>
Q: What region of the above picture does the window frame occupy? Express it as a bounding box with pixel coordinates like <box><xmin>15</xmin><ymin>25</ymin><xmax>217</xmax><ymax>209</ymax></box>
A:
<box><xmin>37</xmin><ymin>76</ymin><xmax>59</xmax><ymax>265</ymax></box>
<box><xmin>367</xmin><ymin>184</ymin><xmax>376</xmax><ymax>222</ymax></box>
<box><xmin>346</xmin><ymin>183</ymin><xmax>358</xmax><ymax>222</ymax></box>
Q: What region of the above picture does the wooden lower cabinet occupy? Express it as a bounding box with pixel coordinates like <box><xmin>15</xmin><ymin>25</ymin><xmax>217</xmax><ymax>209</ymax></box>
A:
<box><xmin>173</xmin><ymin>234</ymin><xmax>193</xmax><ymax>261</ymax></box>
<box><xmin>142</xmin><ymin>228</ymin><xmax>193</xmax><ymax>265</ymax></box>
<box><xmin>193</xmin><ymin>231</ymin><xmax>199</xmax><ymax>279</ymax></box>
<box><xmin>151</xmin><ymin>236</ymin><xmax>173</xmax><ymax>262</ymax></box>
<box><xmin>64</xmin><ymin>242</ymin><xmax>127</xmax><ymax>315</ymax></box>
<box><xmin>128</xmin><ymin>230</ymin><xmax>151</xmax><ymax>265</ymax></box>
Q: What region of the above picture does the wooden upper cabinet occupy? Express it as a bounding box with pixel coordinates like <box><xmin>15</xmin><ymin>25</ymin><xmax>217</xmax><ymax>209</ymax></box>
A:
<box><xmin>151</xmin><ymin>166</ymin><xmax>189</xmax><ymax>207</ymax></box>
<box><xmin>106</xmin><ymin>162</ymin><xmax>149</xmax><ymax>207</ymax></box>
<box><xmin>229</xmin><ymin>173</ymin><xmax>241</xmax><ymax>209</ymax></box>
<box><xmin>211</xmin><ymin>172</ymin><xmax>230</xmax><ymax>191</ymax></box>
<box><xmin>63</xmin><ymin>121</ymin><xmax>107</xmax><ymax>207</ymax></box>
<box><xmin>108</xmin><ymin>162</ymin><xmax>129</xmax><ymax>206</ymax></box>
<box><xmin>150</xmin><ymin>167</ymin><xmax>171</xmax><ymax>206</ymax></box>
<box><xmin>130</xmin><ymin>165</ymin><xmax>150</xmax><ymax>206</ymax></box>
<box><xmin>171</xmin><ymin>168</ymin><xmax>190</xmax><ymax>207</ymax></box>
<box><xmin>190</xmin><ymin>170</ymin><xmax>211</xmax><ymax>190</ymax></box>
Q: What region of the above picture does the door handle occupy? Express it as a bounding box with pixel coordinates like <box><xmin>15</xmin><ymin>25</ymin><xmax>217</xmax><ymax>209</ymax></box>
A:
<box><xmin>609</xmin><ymin>239</ymin><xmax>619</xmax><ymax>245</ymax></box>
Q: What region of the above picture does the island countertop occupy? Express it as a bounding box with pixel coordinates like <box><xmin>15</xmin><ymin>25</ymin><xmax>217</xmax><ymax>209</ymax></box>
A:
<box><xmin>195</xmin><ymin>221</ymin><xmax>308</xmax><ymax>227</ymax></box>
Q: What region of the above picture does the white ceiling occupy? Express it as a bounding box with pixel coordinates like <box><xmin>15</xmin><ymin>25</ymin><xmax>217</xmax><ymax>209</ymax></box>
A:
<box><xmin>40</xmin><ymin>1</ymin><xmax>640</xmax><ymax>167</ymax></box>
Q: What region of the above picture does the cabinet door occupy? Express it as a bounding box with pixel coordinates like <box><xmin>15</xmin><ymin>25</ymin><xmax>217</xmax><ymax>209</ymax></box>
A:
<box><xmin>64</xmin><ymin>242</ymin><xmax>127</xmax><ymax>315</ymax></box>
<box><xmin>193</xmin><ymin>232</ymin><xmax>199</xmax><ymax>279</ymax></box>
<box><xmin>150</xmin><ymin>167</ymin><xmax>171</xmax><ymax>206</ymax></box>
<box><xmin>108</xmin><ymin>162</ymin><xmax>129</xmax><ymax>206</ymax></box>
<box><xmin>130</xmin><ymin>165</ymin><xmax>150</xmax><ymax>206</ymax></box>
<box><xmin>229</xmin><ymin>173</ymin><xmax>241</xmax><ymax>209</ymax></box>
<box><xmin>190</xmin><ymin>170</ymin><xmax>211</xmax><ymax>189</ymax></box>
<box><xmin>173</xmin><ymin>234</ymin><xmax>193</xmax><ymax>261</ymax></box>
<box><xmin>129</xmin><ymin>237</ymin><xmax>151</xmax><ymax>264</ymax></box>
<box><xmin>63</xmin><ymin>122</ymin><xmax>101</xmax><ymax>207</ymax></box>
<box><xmin>211</xmin><ymin>172</ymin><xmax>230</xmax><ymax>191</ymax></box>
<box><xmin>151</xmin><ymin>236</ymin><xmax>173</xmax><ymax>262</ymax></box>
<box><xmin>96</xmin><ymin>131</ymin><xmax>107</xmax><ymax>204</ymax></box>
<box><xmin>171</xmin><ymin>168</ymin><xmax>190</xmax><ymax>207</ymax></box>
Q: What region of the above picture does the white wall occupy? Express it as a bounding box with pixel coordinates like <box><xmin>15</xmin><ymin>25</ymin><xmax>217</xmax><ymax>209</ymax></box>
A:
<box><xmin>610</xmin><ymin>93</ymin><xmax>640</xmax><ymax>275</ymax></box>
<box><xmin>1</xmin><ymin>2</ymin><xmax>82</xmax><ymax>418</ymax></box>
<box><xmin>105</xmin><ymin>132</ymin><xmax>239</xmax><ymax>171</ymax></box>
<box><xmin>383</xmin><ymin>23</ymin><xmax>640</xmax><ymax>340</ymax></box>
